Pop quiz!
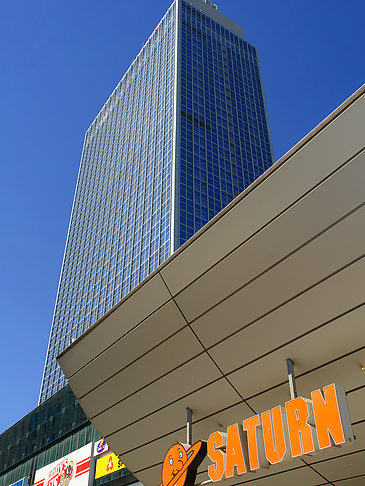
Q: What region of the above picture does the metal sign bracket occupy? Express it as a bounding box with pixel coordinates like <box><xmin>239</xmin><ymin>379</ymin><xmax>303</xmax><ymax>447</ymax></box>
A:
<box><xmin>286</xmin><ymin>358</ymin><xmax>298</xmax><ymax>400</ymax></box>
<box><xmin>187</xmin><ymin>407</ymin><xmax>192</xmax><ymax>446</ymax></box>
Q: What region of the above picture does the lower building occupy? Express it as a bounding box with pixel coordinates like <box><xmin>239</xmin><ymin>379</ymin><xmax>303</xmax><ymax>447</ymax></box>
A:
<box><xmin>58</xmin><ymin>84</ymin><xmax>365</xmax><ymax>486</ymax></box>
<box><xmin>0</xmin><ymin>387</ymin><xmax>137</xmax><ymax>486</ymax></box>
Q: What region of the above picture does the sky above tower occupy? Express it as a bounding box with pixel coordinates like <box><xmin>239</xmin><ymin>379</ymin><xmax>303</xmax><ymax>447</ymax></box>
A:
<box><xmin>1</xmin><ymin>0</ymin><xmax>364</xmax><ymax>433</ymax></box>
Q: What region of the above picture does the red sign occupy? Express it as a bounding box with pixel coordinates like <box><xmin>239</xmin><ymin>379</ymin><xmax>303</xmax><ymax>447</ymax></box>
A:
<box><xmin>34</xmin><ymin>444</ymin><xmax>92</xmax><ymax>486</ymax></box>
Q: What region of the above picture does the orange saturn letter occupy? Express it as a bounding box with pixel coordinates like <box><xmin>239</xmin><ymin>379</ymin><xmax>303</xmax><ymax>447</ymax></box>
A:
<box><xmin>243</xmin><ymin>414</ymin><xmax>268</xmax><ymax>470</ymax></box>
<box><xmin>312</xmin><ymin>383</ymin><xmax>354</xmax><ymax>449</ymax></box>
<box><xmin>261</xmin><ymin>406</ymin><xmax>289</xmax><ymax>464</ymax></box>
<box><xmin>225</xmin><ymin>423</ymin><xmax>249</xmax><ymax>478</ymax></box>
<box><xmin>285</xmin><ymin>397</ymin><xmax>317</xmax><ymax>457</ymax></box>
<box><xmin>207</xmin><ymin>431</ymin><xmax>226</xmax><ymax>482</ymax></box>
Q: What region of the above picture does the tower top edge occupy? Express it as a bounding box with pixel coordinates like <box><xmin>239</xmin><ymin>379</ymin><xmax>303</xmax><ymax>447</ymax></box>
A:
<box><xmin>85</xmin><ymin>0</ymin><xmax>244</xmax><ymax>136</ymax></box>
<box><xmin>182</xmin><ymin>0</ymin><xmax>243</xmax><ymax>38</ymax></box>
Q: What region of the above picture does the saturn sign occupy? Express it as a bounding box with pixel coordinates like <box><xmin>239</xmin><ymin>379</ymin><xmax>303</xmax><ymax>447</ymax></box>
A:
<box><xmin>207</xmin><ymin>383</ymin><xmax>354</xmax><ymax>481</ymax></box>
<box><xmin>159</xmin><ymin>384</ymin><xmax>354</xmax><ymax>485</ymax></box>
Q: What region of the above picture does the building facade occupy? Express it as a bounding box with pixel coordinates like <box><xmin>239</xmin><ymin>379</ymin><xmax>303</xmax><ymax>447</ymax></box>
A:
<box><xmin>39</xmin><ymin>0</ymin><xmax>273</xmax><ymax>402</ymax></box>
<box><xmin>0</xmin><ymin>387</ymin><xmax>137</xmax><ymax>486</ymax></box>
<box><xmin>58</xmin><ymin>85</ymin><xmax>365</xmax><ymax>486</ymax></box>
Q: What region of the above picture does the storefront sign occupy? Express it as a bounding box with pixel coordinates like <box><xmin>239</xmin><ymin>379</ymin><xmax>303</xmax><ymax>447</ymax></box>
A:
<box><xmin>160</xmin><ymin>441</ymin><xmax>207</xmax><ymax>486</ymax></box>
<box><xmin>10</xmin><ymin>478</ymin><xmax>29</xmax><ymax>486</ymax></box>
<box><xmin>34</xmin><ymin>443</ymin><xmax>92</xmax><ymax>486</ymax></box>
<box><xmin>93</xmin><ymin>439</ymin><xmax>110</xmax><ymax>457</ymax></box>
<box><xmin>95</xmin><ymin>453</ymin><xmax>125</xmax><ymax>479</ymax></box>
<box><xmin>208</xmin><ymin>384</ymin><xmax>354</xmax><ymax>481</ymax></box>
<box><xmin>158</xmin><ymin>383</ymin><xmax>354</xmax><ymax>485</ymax></box>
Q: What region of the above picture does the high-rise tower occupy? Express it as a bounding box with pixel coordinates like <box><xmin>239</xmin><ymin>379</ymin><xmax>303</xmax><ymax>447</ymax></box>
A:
<box><xmin>39</xmin><ymin>0</ymin><xmax>273</xmax><ymax>403</ymax></box>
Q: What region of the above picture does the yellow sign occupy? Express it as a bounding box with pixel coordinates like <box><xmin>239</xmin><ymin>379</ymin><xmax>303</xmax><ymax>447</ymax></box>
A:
<box><xmin>95</xmin><ymin>452</ymin><xmax>125</xmax><ymax>479</ymax></box>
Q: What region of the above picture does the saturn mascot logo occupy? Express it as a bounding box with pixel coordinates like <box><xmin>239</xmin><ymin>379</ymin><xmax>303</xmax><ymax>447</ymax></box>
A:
<box><xmin>160</xmin><ymin>441</ymin><xmax>207</xmax><ymax>486</ymax></box>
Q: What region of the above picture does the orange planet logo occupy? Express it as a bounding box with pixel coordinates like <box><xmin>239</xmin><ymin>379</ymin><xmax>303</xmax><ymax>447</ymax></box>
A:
<box><xmin>160</xmin><ymin>441</ymin><xmax>207</xmax><ymax>486</ymax></box>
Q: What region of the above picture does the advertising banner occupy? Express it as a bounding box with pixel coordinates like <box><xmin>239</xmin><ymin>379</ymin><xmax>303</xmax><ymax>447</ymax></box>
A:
<box><xmin>95</xmin><ymin>453</ymin><xmax>125</xmax><ymax>479</ymax></box>
<box><xmin>34</xmin><ymin>443</ymin><xmax>92</xmax><ymax>486</ymax></box>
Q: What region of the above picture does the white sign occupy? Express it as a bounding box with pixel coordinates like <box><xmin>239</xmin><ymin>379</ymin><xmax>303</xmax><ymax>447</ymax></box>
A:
<box><xmin>93</xmin><ymin>439</ymin><xmax>110</xmax><ymax>457</ymax></box>
<box><xmin>34</xmin><ymin>443</ymin><xmax>92</xmax><ymax>486</ymax></box>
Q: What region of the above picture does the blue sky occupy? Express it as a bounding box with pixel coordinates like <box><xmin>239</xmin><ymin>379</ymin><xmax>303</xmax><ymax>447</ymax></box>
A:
<box><xmin>0</xmin><ymin>0</ymin><xmax>364</xmax><ymax>433</ymax></box>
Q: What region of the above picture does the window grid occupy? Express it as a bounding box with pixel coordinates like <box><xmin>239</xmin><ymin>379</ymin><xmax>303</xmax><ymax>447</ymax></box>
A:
<box><xmin>178</xmin><ymin>1</ymin><xmax>273</xmax><ymax>245</ymax></box>
<box><xmin>40</xmin><ymin>0</ymin><xmax>273</xmax><ymax>403</ymax></box>
<box><xmin>40</xmin><ymin>3</ymin><xmax>175</xmax><ymax>402</ymax></box>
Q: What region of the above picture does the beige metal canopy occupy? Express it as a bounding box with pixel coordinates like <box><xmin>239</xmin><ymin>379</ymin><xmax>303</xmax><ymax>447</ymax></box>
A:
<box><xmin>58</xmin><ymin>85</ymin><xmax>365</xmax><ymax>486</ymax></box>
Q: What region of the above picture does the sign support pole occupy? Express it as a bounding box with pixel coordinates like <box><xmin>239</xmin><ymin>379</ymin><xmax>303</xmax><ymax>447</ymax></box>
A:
<box><xmin>88</xmin><ymin>441</ymin><xmax>96</xmax><ymax>486</ymax></box>
<box><xmin>286</xmin><ymin>358</ymin><xmax>297</xmax><ymax>399</ymax></box>
<box><xmin>186</xmin><ymin>407</ymin><xmax>192</xmax><ymax>446</ymax></box>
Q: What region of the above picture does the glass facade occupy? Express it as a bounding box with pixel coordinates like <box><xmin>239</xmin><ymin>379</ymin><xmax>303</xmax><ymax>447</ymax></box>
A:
<box><xmin>177</xmin><ymin>0</ymin><xmax>273</xmax><ymax>245</ymax></box>
<box><xmin>39</xmin><ymin>4</ymin><xmax>176</xmax><ymax>402</ymax></box>
<box><xmin>40</xmin><ymin>0</ymin><xmax>273</xmax><ymax>403</ymax></box>
<box><xmin>0</xmin><ymin>387</ymin><xmax>135</xmax><ymax>486</ymax></box>
<box><xmin>0</xmin><ymin>424</ymin><xmax>92</xmax><ymax>486</ymax></box>
<box><xmin>0</xmin><ymin>386</ymin><xmax>89</xmax><ymax>485</ymax></box>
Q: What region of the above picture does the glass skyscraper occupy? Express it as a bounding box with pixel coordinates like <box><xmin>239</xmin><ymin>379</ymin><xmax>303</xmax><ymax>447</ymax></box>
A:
<box><xmin>39</xmin><ymin>0</ymin><xmax>273</xmax><ymax>403</ymax></box>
